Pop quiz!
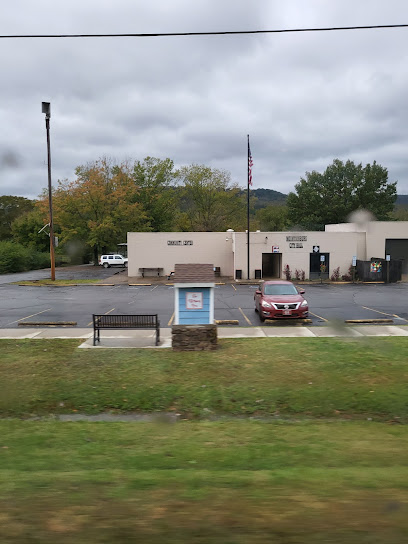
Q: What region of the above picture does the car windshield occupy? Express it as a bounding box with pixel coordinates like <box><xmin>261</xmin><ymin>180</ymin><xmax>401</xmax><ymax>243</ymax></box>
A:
<box><xmin>263</xmin><ymin>284</ymin><xmax>298</xmax><ymax>296</ymax></box>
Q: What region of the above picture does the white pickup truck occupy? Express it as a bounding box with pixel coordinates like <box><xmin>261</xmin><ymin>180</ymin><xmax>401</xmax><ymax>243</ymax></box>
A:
<box><xmin>98</xmin><ymin>254</ymin><xmax>128</xmax><ymax>268</ymax></box>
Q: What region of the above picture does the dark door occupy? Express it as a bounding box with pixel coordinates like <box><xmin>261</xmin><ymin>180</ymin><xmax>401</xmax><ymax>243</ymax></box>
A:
<box><xmin>309</xmin><ymin>253</ymin><xmax>329</xmax><ymax>280</ymax></box>
<box><xmin>262</xmin><ymin>253</ymin><xmax>281</xmax><ymax>278</ymax></box>
<box><xmin>385</xmin><ymin>239</ymin><xmax>408</xmax><ymax>275</ymax></box>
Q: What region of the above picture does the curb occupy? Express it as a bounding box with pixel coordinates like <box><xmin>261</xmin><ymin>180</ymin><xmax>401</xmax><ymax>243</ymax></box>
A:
<box><xmin>344</xmin><ymin>319</ymin><xmax>393</xmax><ymax>324</ymax></box>
<box><xmin>18</xmin><ymin>321</ymin><xmax>78</xmax><ymax>327</ymax></box>
<box><xmin>263</xmin><ymin>319</ymin><xmax>313</xmax><ymax>325</ymax></box>
<box><xmin>16</xmin><ymin>283</ymin><xmax>116</xmax><ymax>287</ymax></box>
<box><xmin>215</xmin><ymin>320</ymin><xmax>239</xmax><ymax>325</ymax></box>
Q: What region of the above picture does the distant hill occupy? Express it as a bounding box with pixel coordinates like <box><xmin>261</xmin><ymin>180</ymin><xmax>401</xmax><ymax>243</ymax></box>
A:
<box><xmin>249</xmin><ymin>188</ymin><xmax>287</xmax><ymax>209</ymax></box>
<box><xmin>396</xmin><ymin>195</ymin><xmax>408</xmax><ymax>207</ymax></box>
<box><xmin>250</xmin><ymin>189</ymin><xmax>408</xmax><ymax>210</ymax></box>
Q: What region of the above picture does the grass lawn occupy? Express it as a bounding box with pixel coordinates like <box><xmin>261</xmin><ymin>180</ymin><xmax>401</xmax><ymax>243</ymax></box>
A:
<box><xmin>0</xmin><ymin>337</ymin><xmax>407</xmax><ymax>420</ymax></box>
<box><xmin>1</xmin><ymin>420</ymin><xmax>408</xmax><ymax>543</ymax></box>
<box><xmin>1</xmin><ymin>337</ymin><xmax>408</xmax><ymax>542</ymax></box>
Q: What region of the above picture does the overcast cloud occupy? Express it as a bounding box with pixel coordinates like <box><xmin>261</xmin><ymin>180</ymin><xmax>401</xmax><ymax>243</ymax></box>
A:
<box><xmin>1</xmin><ymin>0</ymin><xmax>408</xmax><ymax>199</ymax></box>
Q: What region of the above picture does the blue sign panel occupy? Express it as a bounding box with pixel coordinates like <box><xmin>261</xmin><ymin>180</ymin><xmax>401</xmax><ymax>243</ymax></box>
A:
<box><xmin>178</xmin><ymin>287</ymin><xmax>211</xmax><ymax>324</ymax></box>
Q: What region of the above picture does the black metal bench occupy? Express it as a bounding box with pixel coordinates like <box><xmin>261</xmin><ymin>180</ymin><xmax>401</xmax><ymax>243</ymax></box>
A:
<box><xmin>92</xmin><ymin>314</ymin><xmax>160</xmax><ymax>346</ymax></box>
<box><xmin>138</xmin><ymin>267</ymin><xmax>163</xmax><ymax>277</ymax></box>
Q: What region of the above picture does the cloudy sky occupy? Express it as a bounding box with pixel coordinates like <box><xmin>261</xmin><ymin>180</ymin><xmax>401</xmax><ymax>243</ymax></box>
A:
<box><xmin>1</xmin><ymin>0</ymin><xmax>408</xmax><ymax>199</ymax></box>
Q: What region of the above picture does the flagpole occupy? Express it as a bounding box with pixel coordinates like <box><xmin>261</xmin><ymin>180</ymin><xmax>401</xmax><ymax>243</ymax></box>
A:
<box><xmin>247</xmin><ymin>134</ymin><xmax>250</xmax><ymax>280</ymax></box>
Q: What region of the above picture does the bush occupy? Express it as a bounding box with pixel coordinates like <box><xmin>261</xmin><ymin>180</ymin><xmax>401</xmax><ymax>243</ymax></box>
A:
<box><xmin>283</xmin><ymin>264</ymin><xmax>292</xmax><ymax>281</ymax></box>
<box><xmin>0</xmin><ymin>241</ymin><xmax>50</xmax><ymax>274</ymax></box>
<box><xmin>341</xmin><ymin>265</ymin><xmax>357</xmax><ymax>282</ymax></box>
<box><xmin>294</xmin><ymin>269</ymin><xmax>306</xmax><ymax>281</ymax></box>
<box><xmin>330</xmin><ymin>267</ymin><xmax>341</xmax><ymax>281</ymax></box>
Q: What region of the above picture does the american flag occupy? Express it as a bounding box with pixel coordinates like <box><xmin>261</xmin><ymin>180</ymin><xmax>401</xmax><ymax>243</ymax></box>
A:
<box><xmin>248</xmin><ymin>143</ymin><xmax>253</xmax><ymax>186</ymax></box>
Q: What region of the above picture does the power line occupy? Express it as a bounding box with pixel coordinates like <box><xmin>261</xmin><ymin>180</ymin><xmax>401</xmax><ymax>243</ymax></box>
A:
<box><xmin>0</xmin><ymin>24</ymin><xmax>408</xmax><ymax>39</ymax></box>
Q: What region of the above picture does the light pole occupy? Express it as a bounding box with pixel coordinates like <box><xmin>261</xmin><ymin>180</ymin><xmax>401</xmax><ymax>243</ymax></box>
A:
<box><xmin>42</xmin><ymin>102</ymin><xmax>55</xmax><ymax>281</ymax></box>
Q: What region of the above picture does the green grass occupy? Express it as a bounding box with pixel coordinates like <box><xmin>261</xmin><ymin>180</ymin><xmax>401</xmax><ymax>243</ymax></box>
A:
<box><xmin>1</xmin><ymin>420</ymin><xmax>408</xmax><ymax>543</ymax></box>
<box><xmin>1</xmin><ymin>338</ymin><xmax>408</xmax><ymax>542</ymax></box>
<box><xmin>0</xmin><ymin>337</ymin><xmax>407</xmax><ymax>419</ymax></box>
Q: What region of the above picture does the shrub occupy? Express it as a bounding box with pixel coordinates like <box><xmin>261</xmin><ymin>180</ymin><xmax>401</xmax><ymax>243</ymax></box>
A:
<box><xmin>342</xmin><ymin>265</ymin><xmax>357</xmax><ymax>282</ymax></box>
<box><xmin>0</xmin><ymin>241</ymin><xmax>50</xmax><ymax>274</ymax></box>
<box><xmin>294</xmin><ymin>269</ymin><xmax>306</xmax><ymax>281</ymax></box>
<box><xmin>330</xmin><ymin>267</ymin><xmax>341</xmax><ymax>281</ymax></box>
<box><xmin>283</xmin><ymin>264</ymin><xmax>292</xmax><ymax>281</ymax></box>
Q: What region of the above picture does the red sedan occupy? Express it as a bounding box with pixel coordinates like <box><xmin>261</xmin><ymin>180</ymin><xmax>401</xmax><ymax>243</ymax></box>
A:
<box><xmin>254</xmin><ymin>280</ymin><xmax>309</xmax><ymax>321</ymax></box>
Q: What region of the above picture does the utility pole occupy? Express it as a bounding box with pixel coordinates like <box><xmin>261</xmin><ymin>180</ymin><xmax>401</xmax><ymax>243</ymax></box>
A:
<box><xmin>42</xmin><ymin>102</ymin><xmax>55</xmax><ymax>281</ymax></box>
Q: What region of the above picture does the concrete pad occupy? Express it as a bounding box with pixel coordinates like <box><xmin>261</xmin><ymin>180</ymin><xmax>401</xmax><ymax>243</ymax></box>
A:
<box><xmin>217</xmin><ymin>327</ymin><xmax>266</xmax><ymax>338</ymax></box>
<box><xmin>350</xmin><ymin>325</ymin><xmax>408</xmax><ymax>337</ymax></box>
<box><xmin>35</xmin><ymin>328</ymin><xmax>93</xmax><ymax>339</ymax></box>
<box><xmin>311</xmin><ymin>326</ymin><xmax>364</xmax><ymax>337</ymax></box>
<box><xmin>79</xmin><ymin>336</ymin><xmax>172</xmax><ymax>349</ymax></box>
<box><xmin>262</xmin><ymin>326</ymin><xmax>316</xmax><ymax>338</ymax></box>
<box><xmin>89</xmin><ymin>329</ymin><xmax>172</xmax><ymax>339</ymax></box>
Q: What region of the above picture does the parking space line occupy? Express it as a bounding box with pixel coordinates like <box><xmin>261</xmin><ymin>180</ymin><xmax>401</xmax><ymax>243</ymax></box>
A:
<box><xmin>309</xmin><ymin>311</ymin><xmax>328</xmax><ymax>322</ymax></box>
<box><xmin>168</xmin><ymin>312</ymin><xmax>174</xmax><ymax>326</ymax></box>
<box><xmin>239</xmin><ymin>307</ymin><xmax>252</xmax><ymax>325</ymax></box>
<box><xmin>87</xmin><ymin>308</ymin><xmax>116</xmax><ymax>327</ymax></box>
<box><xmin>362</xmin><ymin>306</ymin><xmax>398</xmax><ymax>318</ymax></box>
<box><xmin>231</xmin><ymin>284</ymin><xmax>237</xmax><ymax>291</ymax></box>
<box><xmin>151</xmin><ymin>285</ymin><xmax>158</xmax><ymax>291</ymax></box>
<box><xmin>6</xmin><ymin>308</ymin><xmax>52</xmax><ymax>326</ymax></box>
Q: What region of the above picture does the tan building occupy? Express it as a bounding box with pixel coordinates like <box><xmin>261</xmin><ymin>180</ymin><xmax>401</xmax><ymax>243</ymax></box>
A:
<box><xmin>127</xmin><ymin>221</ymin><xmax>408</xmax><ymax>280</ymax></box>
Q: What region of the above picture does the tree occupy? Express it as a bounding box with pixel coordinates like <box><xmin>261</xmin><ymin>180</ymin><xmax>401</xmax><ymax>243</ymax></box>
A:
<box><xmin>39</xmin><ymin>159</ymin><xmax>150</xmax><ymax>263</ymax></box>
<box><xmin>11</xmin><ymin>208</ymin><xmax>51</xmax><ymax>252</ymax></box>
<box><xmin>132</xmin><ymin>157</ymin><xmax>177</xmax><ymax>231</ymax></box>
<box><xmin>0</xmin><ymin>196</ymin><xmax>34</xmax><ymax>240</ymax></box>
<box><xmin>255</xmin><ymin>205</ymin><xmax>289</xmax><ymax>231</ymax></box>
<box><xmin>287</xmin><ymin>159</ymin><xmax>397</xmax><ymax>230</ymax></box>
<box><xmin>175</xmin><ymin>165</ymin><xmax>247</xmax><ymax>231</ymax></box>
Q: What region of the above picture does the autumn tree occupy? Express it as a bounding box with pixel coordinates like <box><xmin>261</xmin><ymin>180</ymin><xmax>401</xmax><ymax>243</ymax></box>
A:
<box><xmin>287</xmin><ymin>159</ymin><xmax>397</xmax><ymax>230</ymax></box>
<box><xmin>131</xmin><ymin>157</ymin><xmax>177</xmax><ymax>231</ymax></box>
<box><xmin>175</xmin><ymin>165</ymin><xmax>247</xmax><ymax>231</ymax></box>
<box><xmin>40</xmin><ymin>159</ymin><xmax>150</xmax><ymax>262</ymax></box>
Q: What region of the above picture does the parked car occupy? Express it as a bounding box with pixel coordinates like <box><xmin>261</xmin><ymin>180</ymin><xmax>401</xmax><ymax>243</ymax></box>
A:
<box><xmin>254</xmin><ymin>280</ymin><xmax>308</xmax><ymax>321</ymax></box>
<box><xmin>98</xmin><ymin>254</ymin><xmax>128</xmax><ymax>268</ymax></box>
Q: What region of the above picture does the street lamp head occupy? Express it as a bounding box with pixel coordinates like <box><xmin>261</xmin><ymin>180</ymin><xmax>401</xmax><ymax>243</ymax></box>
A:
<box><xmin>42</xmin><ymin>102</ymin><xmax>51</xmax><ymax>118</ymax></box>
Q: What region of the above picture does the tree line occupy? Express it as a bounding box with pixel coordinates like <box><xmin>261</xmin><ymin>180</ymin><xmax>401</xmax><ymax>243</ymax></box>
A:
<box><xmin>0</xmin><ymin>157</ymin><xmax>399</xmax><ymax>265</ymax></box>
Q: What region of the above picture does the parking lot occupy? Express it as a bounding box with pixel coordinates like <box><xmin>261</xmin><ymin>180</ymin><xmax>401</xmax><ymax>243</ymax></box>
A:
<box><xmin>1</xmin><ymin>266</ymin><xmax>408</xmax><ymax>328</ymax></box>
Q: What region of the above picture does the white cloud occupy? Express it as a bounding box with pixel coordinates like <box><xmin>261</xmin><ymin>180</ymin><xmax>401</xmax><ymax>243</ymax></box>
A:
<box><xmin>0</xmin><ymin>0</ymin><xmax>407</xmax><ymax>199</ymax></box>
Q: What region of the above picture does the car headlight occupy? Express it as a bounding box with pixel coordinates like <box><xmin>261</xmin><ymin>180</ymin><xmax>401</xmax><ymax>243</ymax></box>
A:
<box><xmin>300</xmin><ymin>299</ymin><xmax>308</xmax><ymax>307</ymax></box>
<box><xmin>261</xmin><ymin>301</ymin><xmax>272</xmax><ymax>308</ymax></box>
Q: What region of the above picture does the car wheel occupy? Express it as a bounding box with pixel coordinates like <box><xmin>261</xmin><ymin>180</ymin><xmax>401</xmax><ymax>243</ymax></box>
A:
<box><xmin>254</xmin><ymin>305</ymin><xmax>258</xmax><ymax>313</ymax></box>
<box><xmin>124</xmin><ymin>262</ymin><xmax>128</xmax><ymax>268</ymax></box>
<box><xmin>259</xmin><ymin>313</ymin><xmax>266</xmax><ymax>322</ymax></box>
<box><xmin>103</xmin><ymin>263</ymin><xmax>109</xmax><ymax>269</ymax></box>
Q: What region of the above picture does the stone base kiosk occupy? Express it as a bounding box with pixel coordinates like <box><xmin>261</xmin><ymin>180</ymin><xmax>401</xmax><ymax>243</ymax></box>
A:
<box><xmin>172</xmin><ymin>324</ymin><xmax>218</xmax><ymax>351</ymax></box>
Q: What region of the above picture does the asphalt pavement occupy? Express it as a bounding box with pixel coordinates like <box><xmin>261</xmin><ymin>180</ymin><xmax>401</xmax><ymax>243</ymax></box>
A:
<box><xmin>1</xmin><ymin>265</ymin><xmax>408</xmax><ymax>341</ymax></box>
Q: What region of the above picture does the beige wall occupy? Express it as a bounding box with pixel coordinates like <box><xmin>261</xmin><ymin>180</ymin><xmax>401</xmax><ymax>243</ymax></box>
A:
<box><xmin>325</xmin><ymin>221</ymin><xmax>408</xmax><ymax>260</ymax></box>
<box><xmin>127</xmin><ymin>222</ymin><xmax>408</xmax><ymax>279</ymax></box>
<box><xmin>365</xmin><ymin>222</ymin><xmax>408</xmax><ymax>260</ymax></box>
<box><xmin>232</xmin><ymin>231</ymin><xmax>365</xmax><ymax>279</ymax></box>
<box><xmin>127</xmin><ymin>232</ymin><xmax>234</xmax><ymax>277</ymax></box>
